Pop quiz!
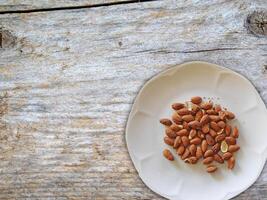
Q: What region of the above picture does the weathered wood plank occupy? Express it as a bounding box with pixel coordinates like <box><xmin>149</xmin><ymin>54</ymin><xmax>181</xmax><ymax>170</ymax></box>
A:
<box><xmin>0</xmin><ymin>0</ymin><xmax>267</xmax><ymax>199</ymax></box>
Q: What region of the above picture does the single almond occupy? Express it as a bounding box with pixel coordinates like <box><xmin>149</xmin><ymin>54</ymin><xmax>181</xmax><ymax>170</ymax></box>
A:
<box><xmin>200</xmin><ymin>114</ymin><xmax>210</xmax><ymax>126</ymax></box>
<box><xmin>191</xmin><ymin>104</ymin><xmax>200</xmax><ymax>114</ymax></box>
<box><xmin>191</xmin><ymin>96</ymin><xmax>202</xmax><ymax>104</ymax></box>
<box><xmin>204</xmin><ymin>149</ymin><xmax>214</xmax><ymax>158</ymax></box>
<box><xmin>165</xmin><ymin>128</ymin><xmax>177</xmax><ymax>138</ymax></box>
<box><xmin>203</xmin><ymin>157</ymin><xmax>213</xmax><ymax>165</ymax></box>
<box><xmin>172</xmin><ymin>103</ymin><xmax>184</xmax><ymax>110</ymax></box>
<box><xmin>206</xmin><ymin>134</ymin><xmax>215</xmax><ymax>146</ymax></box>
<box><xmin>209</xmin><ymin>128</ymin><xmax>217</xmax><ymax>137</ymax></box>
<box><xmin>225</xmin><ymin>124</ymin><xmax>232</xmax><ymax>136</ymax></box>
<box><xmin>232</xmin><ymin>126</ymin><xmax>239</xmax><ymax>138</ymax></box>
<box><xmin>177</xmin><ymin>145</ymin><xmax>185</xmax><ymax>155</ymax></box>
<box><xmin>217</xmin><ymin>121</ymin><xmax>226</xmax><ymax>128</ymax></box>
<box><xmin>189</xmin><ymin>129</ymin><xmax>197</xmax><ymax>139</ymax></box>
<box><xmin>170</xmin><ymin>124</ymin><xmax>183</xmax><ymax>132</ymax></box>
<box><xmin>172</xmin><ymin>113</ymin><xmax>182</xmax><ymax>124</ymax></box>
<box><xmin>228</xmin><ymin>145</ymin><xmax>240</xmax><ymax>153</ymax></box>
<box><xmin>195</xmin><ymin>110</ymin><xmax>203</xmax><ymax>121</ymax></box>
<box><xmin>181</xmin><ymin>148</ymin><xmax>190</xmax><ymax>160</ymax></box>
<box><xmin>160</xmin><ymin>118</ymin><xmax>172</xmax><ymax>126</ymax></box>
<box><xmin>163</xmin><ymin>149</ymin><xmax>174</xmax><ymax>161</ymax></box>
<box><xmin>206</xmin><ymin>109</ymin><xmax>217</xmax><ymax>115</ymax></box>
<box><xmin>209</xmin><ymin>115</ymin><xmax>220</xmax><ymax>122</ymax></box>
<box><xmin>189</xmin><ymin>144</ymin><xmax>197</xmax><ymax>156</ymax></box>
<box><xmin>164</xmin><ymin>137</ymin><xmax>175</xmax><ymax>146</ymax></box>
<box><xmin>173</xmin><ymin>136</ymin><xmax>181</xmax><ymax>148</ymax></box>
<box><xmin>215</xmin><ymin>134</ymin><xmax>225</xmax><ymax>143</ymax></box>
<box><xmin>210</xmin><ymin>121</ymin><xmax>220</xmax><ymax>132</ymax></box>
<box><xmin>219</xmin><ymin>111</ymin><xmax>226</xmax><ymax>121</ymax></box>
<box><xmin>185</xmin><ymin>156</ymin><xmax>198</xmax><ymax>164</ymax></box>
<box><xmin>206</xmin><ymin>165</ymin><xmax>217</xmax><ymax>173</ymax></box>
<box><xmin>177</xmin><ymin>108</ymin><xmax>191</xmax><ymax>116</ymax></box>
<box><xmin>212</xmin><ymin>143</ymin><xmax>220</xmax><ymax>153</ymax></box>
<box><xmin>225</xmin><ymin>111</ymin><xmax>235</xmax><ymax>119</ymax></box>
<box><xmin>182</xmin><ymin>114</ymin><xmax>195</xmax><ymax>122</ymax></box>
<box><xmin>214</xmin><ymin>105</ymin><xmax>222</xmax><ymax>113</ymax></box>
<box><xmin>202</xmin><ymin>123</ymin><xmax>210</xmax><ymax>134</ymax></box>
<box><xmin>228</xmin><ymin>156</ymin><xmax>235</xmax><ymax>169</ymax></box>
<box><xmin>177</xmin><ymin>129</ymin><xmax>188</xmax><ymax>137</ymax></box>
<box><xmin>222</xmin><ymin>152</ymin><xmax>232</xmax><ymax>160</ymax></box>
<box><xmin>190</xmin><ymin>137</ymin><xmax>201</xmax><ymax>145</ymax></box>
<box><xmin>225</xmin><ymin>137</ymin><xmax>236</xmax><ymax>145</ymax></box>
<box><xmin>181</xmin><ymin>136</ymin><xmax>190</xmax><ymax>147</ymax></box>
<box><xmin>188</xmin><ymin>120</ymin><xmax>201</xmax><ymax>129</ymax></box>
<box><xmin>201</xmin><ymin>140</ymin><xmax>208</xmax><ymax>152</ymax></box>
<box><xmin>213</xmin><ymin>154</ymin><xmax>224</xmax><ymax>164</ymax></box>
<box><xmin>220</xmin><ymin>141</ymin><xmax>228</xmax><ymax>153</ymax></box>
<box><xmin>196</xmin><ymin>146</ymin><xmax>203</xmax><ymax>159</ymax></box>
<box><xmin>201</xmin><ymin>102</ymin><xmax>213</xmax><ymax>110</ymax></box>
<box><xmin>183</xmin><ymin>121</ymin><xmax>190</xmax><ymax>130</ymax></box>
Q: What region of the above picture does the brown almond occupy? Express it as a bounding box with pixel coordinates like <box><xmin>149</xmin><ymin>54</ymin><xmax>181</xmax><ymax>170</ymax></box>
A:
<box><xmin>206</xmin><ymin>109</ymin><xmax>217</xmax><ymax>115</ymax></box>
<box><xmin>189</xmin><ymin>129</ymin><xmax>197</xmax><ymax>139</ymax></box>
<box><xmin>177</xmin><ymin>108</ymin><xmax>191</xmax><ymax>116</ymax></box>
<box><xmin>225</xmin><ymin>124</ymin><xmax>232</xmax><ymax>136</ymax></box>
<box><xmin>201</xmin><ymin>140</ymin><xmax>208</xmax><ymax>152</ymax></box>
<box><xmin>197</xmin><ymin>130</ymin><xmax>203</xmax><ymax>138</ymax></box>
<box><xmin>210</xmin><ymin>121</ymin><xmax>220</xmax><ymax>132</ymax></box>
<box><xmin>209</xmin><ymin>129</ymin><xmax>217</xmax><ymax>137</ymax></box>
<box><xmin>189</xmin><ymin>144</ymin><xmax>197</xmax><ymax>156</ymax></box>
<box><xmin>219</xmin><ymin>111</ymin><xmax>226</xmax><ymax>121</ymax></box>
<box><xmin>204</xmin><ymin>149</ymin><xmax>214</xmax><ymax>158</ymax></box>
<box><xmin>186</xmin><ymin>156</ymin><xmax>198</xmax><ymax>164</ymax></box>
<box><xmin>228</xmin><ymin>145</ymin><xmax>240</xmax><ymax>153</ymax></box>
<box><xmin>214</xmin><ymin>105</ymin><xmax>222</xmax><ymax>113</ymax></box>
<box><xmin>177</xmin><ymin>129</ymin><xmax>188</xmax><ymax>137</ymax></box>
<box><xmin>225</xmin><ymin>111</ymin><xmax>235</xmax><ymax>119</ymax></box>
<box><xmin>202</xmin><ymin>123</ymin><xmax>210</xmax><ymax>134</ymax></box>
<box><xmin>206</xmin><ymin>165</ymin><xmax>217</xmax><ymax>173</ymax></box>
<box><xmin>165</xmin><ymin>128</ymin><xmax>177</xmax><ymax>138</ymax></box>
<box><xmin>201</xmin><ymin>102</ymin><xmax>213</xmax><ymax>110</ymax></box>
<box><xmin>222</xmin><ymin>152</ymin><xmax>232</xmax><ymax>160</ymax></box>
<box><xmin>213</xmin><ymin>154</ymin><xmax>224</xmax><ymax>163</ymax></box>
<box><xmin>217</xmin><ymin>121</ymin><xmax>226</xmax><ymax>129</ymax></box>
<box><xmin>195</xmin><ymin>110</ymin><xmax>203</xmax><ymax>121</ymax></box>
<box><xmin>206</xmin><ymin>134</ymin><xmax>215</xmax><ymax>146</ymax></box>
<box><xmin>160</xmin><ymin>118</ymin><xmax>172</xmax><ymax>126</ymax></box>
<box><xmin>163</xmin><ymin>149</ymin><xmax>174</xmax><ymax>161</ymax></box>
<box><xmin>215</xmin><ymin>134</ymin><xmax>225</xmax><ymax>143</ymax></box>
<box><xmin>232</xmin><ymin>127</ymin><xmax>239</xmax><ymax>138</ymax></box>
<box><xmin>200</xmin><ymin>114</ymin><xmax>210</xmax><ymax>126</ymax></box>
<box><xmin>172</xmin><ymin>103</ymin><xmax>184</xmax><ymax>110</ymax></box>
<box><xmin>228</xmin><ymin>156</ymin><xmax>235</xmax><ymax>169</ymax></box>
<box><xmin>164</xmin><ymin>137</ymin><xmax>175</xmax><ymax>146</ymax></box>
<box><xmin>188</xmin><ymin>120</ymin><xmax>201</xmax><ymax>129</ymax></box>
<box><xmin>181</xmin><ymin>136</ymin><xmax>190</xmax><ymax>147</ymax></box>
<box><xmin>181</xmin><ymin>148</ymin><xmax>190</xmax><ymax>160</ymax></box>
<box><xmin>225</xmin><ymin>137</ymin><xmax>236</xmax><ymax>145</ymax></box>
<box><xmin>209</xmin><ymin>115</ymin><xmax>220</xmax><ymax>122</ymax></box>
<box><xmin>211</xmin><ymin>143</ymin><xmax>220</xmax><ymax>153</ymax></box>
<box><xmin>191</xmin><ymin>96</ymin><xmax>202</xmax><ymax>104</ymax></box>
<box><xmin>173</xmin><ymin>136</ymin><xmax>181</xmax><ymax>148</ymax></box>
<box><xmin>182</xmin><ymin>114</ymin><xmax>195</xmax><ymax>122</ymax></box>
<box><xmin>203</xmin><ymin>157</ymin><xmax>213</xmax><ymax>165</ymax></box>
<box><xmin>183</xmin><ymin>121</ymin><xmax>190</xmax><ymax>130</ymax></box>
<box><xmin>177</xmin><ymin>145</ymin><xmax>185</xmax><ymax>155</ymax></box>
<box><xmin>191</xmin><ymin>104</ymin><xmax>200</xmax><ymax>114</ymax></box>
<box><xmin>190</xmin><ymin>137</ymin><xmax>201</xmax><ymax>145</ymax></box>
<box><xmin>196</xmin><ymin>146</ymin><xmax>203</xmax><ymax>159</ymax></box>
<box><xmin>172</xmin><ymin>113</ymin><xmax>182</xmax><ymax>124</ymax></box>
<box><xmin>170</xmin><ymin>124</ymin><xmax>183</xmax><ymax>132</ymax></box>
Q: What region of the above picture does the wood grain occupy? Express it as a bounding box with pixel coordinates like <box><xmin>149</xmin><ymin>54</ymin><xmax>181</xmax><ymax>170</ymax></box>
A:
<box><xmin>0</xmin><ymin>0</ymin><xmax>267</xmax><ymax>199</ymax></box>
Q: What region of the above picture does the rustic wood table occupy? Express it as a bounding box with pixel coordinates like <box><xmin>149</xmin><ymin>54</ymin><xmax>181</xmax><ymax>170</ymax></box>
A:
<box><xmin>0</xmin><ymin>0</ymin><xmax>267</xmax><ymax>199</ymax></box>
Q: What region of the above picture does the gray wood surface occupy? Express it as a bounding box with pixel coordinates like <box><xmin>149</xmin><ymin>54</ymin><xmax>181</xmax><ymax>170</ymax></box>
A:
<box><xmin>0</xmin><ymin>0</ymin><xmax>267</xmax><ymax>199</ymax></box>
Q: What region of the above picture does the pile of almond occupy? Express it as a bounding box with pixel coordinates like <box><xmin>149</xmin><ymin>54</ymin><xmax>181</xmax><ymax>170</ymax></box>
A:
<box><xmin>160</xmin><ymin>96</ymin><xmax>240</xmax><ymax>173</ymax></box>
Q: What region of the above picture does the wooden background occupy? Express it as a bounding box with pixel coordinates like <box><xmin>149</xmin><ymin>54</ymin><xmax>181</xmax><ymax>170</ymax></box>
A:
<box><xmin>0</xmin><ymin>0</ymin><xmax>267</xmax><ymax>199</ymax></box>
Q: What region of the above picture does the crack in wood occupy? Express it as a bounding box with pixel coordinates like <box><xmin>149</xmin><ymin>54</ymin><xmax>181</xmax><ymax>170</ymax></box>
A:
<box><xmin>0</xmin><ymin>0</ymin><xmax>158</xmax><ymax>14</ymax></box>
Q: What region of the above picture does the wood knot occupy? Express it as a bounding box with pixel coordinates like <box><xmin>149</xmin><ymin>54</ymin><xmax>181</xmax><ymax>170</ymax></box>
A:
<box><xmin>246</xmin><ymin>11</ymin><xmax>267</xmax><ymax>36</ymax></box>
<box><xmin>0</xmin><ymin>29</ymin><xmax>16</xmax><ymax>48</ymax></box>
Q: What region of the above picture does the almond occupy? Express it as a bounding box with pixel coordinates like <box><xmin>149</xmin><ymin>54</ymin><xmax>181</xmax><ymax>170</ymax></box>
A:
<box><xmin>209</xmin><ymin>115</ymin><xmax>220</xmax><ymax>122</ymax></box>
<box><xmin>206</xmin><ymin>165</ymin><xmax>217</xmax><ymax>173</ymax></box>
<box><xmin>191</xmin><ymin>96</ymin><xmax>202</xmax><ymax>104</ymax></box>
<box><xmin>228</xmin><ymin>145</ymin><xmax>240</xmax><ymax>153</ymax></box>
<box><xmin>210</xmin><ymin>121</ymin><xmax>220</xmax><ymax>132</ymax></box>
<box><xmin>195</xmin><ymin>110</ymin><xmax>203</xmax><ymax>121</ymax></box>
<box><xmin>160</xmin><ymin>118</ymin><xmax>172</xmax><ymax>126</ymax></box>
<box><xmin>172</xmin><ymin>103</ymin><xmax>184</xmax><ymax>110</ymax></box>
<box><xmin>220</xmin><ymin>141</ymin><xmax>228</xmax><ymax>153</ymax></box>
<box><xmin>197</xmin><ymin>130</ymin><xmax>203</xmax><ymax>138</ymax></box>
<box><xmin>182</xmin><ymin>114</ymin><xmax>195</xmax><ymax>122</ymax></box>
<box><xmin>217</xmin><ymin>121</ymin><xmax>226</xmax><ymax>128</ymax></box>
<box><xmin>188</xmin><ymin>120</ymin><xmax>201</xmax><ymax>129</ymax></box>
<box><xmin>196</xmin><ymin>146</ymin><xmax>203</xmax><ymax>159</ymax></box>
<box><xmin>191</xmin><ymin>104</ymin><xmax>200</xmax><ymax>114</ymax></box>
<box><xmin>232</xmin><ymin>126</ymin><xmax>239</xmax><ymax>138</ymax></box>
<box><xmin>190</xmin><ymin>137</ymin><xmax>201</xmax><ymax>145</ymax></box>
<box><xmin>189</xmin><ymin>144</ymin><xmax>197</xmax><ymax>156</ymax></box>
<box><xmin>204</xmin><ymin>149</ymin><xmax>214</xmax><ymax>158</ymax></box>
<box><xmin>177</xmin><ymin>129</ymin><xmax>188</xmax><ymax>137</ymax></box>
<box><xmin>172</xmin><ymin>113</ymin><xmax>182</xmax><ymax>124</ymax></box>
<box><xmin>202</xmin><ymin>123</ymin><xmax>210</xmax><ymax>134</ymax></box>
<box><xmin>170</xmin><ymin>124</ymin><xmax>183</xmax><ymax>132</ymax></box>
<box><xmin>189</xmin><ymin>129</ymin><xmax>197</xmax><ymax>139</ymax></box>
<box><xmin>181</xmin><ymin>148</ymin><xmax>190</xmax><ymax>160</ymax></box>
<box><xmin>183</xmin><ymin>121</ymin><xmax>190</xmax><ymax>130</ymax></box>
<box><xmin>164</xmin><ymin>136</ymin><xmax>175</xmax><ymax>146</ymax></box>
<box><xmin>228</xmin><ymin>156</ymin><xmax>235</xmax><ymax>169</ymax></box>
<box><xmin>225</xmin><ymin>111</ymin><xmax>235</xmax><ymax>119</ymax></box>
<box><xmin>222</xmin><ymin>152</ymin><xmax>232</xmax><ymax>160</ymax></box>
<box><xmin>206</xmin><ymin>134</ymin><xmax>215</xmax><ymax>146</ymax></box>
<box><xmin>215</xmin><ymin>134</ymin><xmax>225</xmax><ymax>143</ymax></box>
<box><xmin>206</xmin><ymin>109</ymin><xmax>217</xmax><ymax>115</ymax></box>
<box><xmin>181</xmin><ymin>136</ymin><xmax>190</xmax><ymax>147</ymax></box>
<box><xmin>213</xmin><ymin>154</ymin><xmax>224</xmax><ymax>164</ymax></box>
<box><xmin>200</xmin><ymin>114</ymin><xmax>210</xmax><ymax>126</ymax></box>
<box><xmin>163</xmin><ymin>149</ymin><xmax>174</xmax><ymax>161</ymax></box>
<box><xmin>201</xmin><ymin>102</ymin><xmax>213</xmax><ymax>110</ymax></box>
<box><xmin>185</xmin><ymin>156</ymin><xmax>198</xmax><ymax>164</ymax></box>
<box><xmin>214</xmin><ymin>105</ymin><xmax>222</xmax><ymax>113</ymax></box>
<box><xmin>209</xmin><ymin>128</ymin><xmax>217</xmax><ymax>137</ymax></box>
<box><xmin>225</xmin><ymin>137</ymin><xmax>236</xmax><ymax>145</ymax></box>
<box><xmin>177</xmin><ymin>108</ymin><xmax>191</xmax><ymax>116</ymax></box>
<box><xmin>173</xmin><ymin>136</ymin><xmax>181</xmax><ymax>148</ymax></box>
<box><xmin>201</xmin><ymin>140</ymin><xmax>208</xmax><ymax>152</ymax></box>
<box><xmin>218</xmin><ymin>111</ymin><xmax>226</xmax><ymax>121</ymax></box>
<box><xmin>165</xmin><ymin>128</ymin><xmax>177</xmax><ymax>138</ymax></box>
<box><xmin>177</xmin><ymin>145</ymin><xmax>185</xmax><ymax>155</ymax></box>
<box><xmin>211</xmin><ymin>143</ymin><xmax>220</xmax><ymax>153</ymax></box>
<box><xmin>225</xmin><ymin>124</ymin><xmax>232</xmax><ymax>136</ymax></box>
<box><xmin>203</xmin><ymin>157</ymin><xmax>213</xmax><ymax>165</ymax></box>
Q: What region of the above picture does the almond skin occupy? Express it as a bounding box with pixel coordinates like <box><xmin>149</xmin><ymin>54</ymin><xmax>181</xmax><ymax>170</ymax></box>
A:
<box><xmin>181</xmin><ymin>148</ymin><xmax>190</xmax><ymax>160</ymax></box>
<box><xmin>202</xmin><ymin>123</ymin><xmax>210</xmax><ymax>133</ymax></box>
<box><xmin>177</xmin><ymin>108</ymin><xmax>191</xmax><ymax>116</ymax></box>
<box><xmin>188</xmin><ymin>120</ymin><xmax>201</xmax><ymax>129</ymax></box>
<box><xmin>211</xmin><ymin>143</ymin><xmax>220</xmax><ymax>153</ymax></box>
<box><xmin>206</xmin><ymin>134</ymin><xmax>215</xmax><ymax>146</ymax></box>
<box><xmin>165</xmin><ymin>128</ymin><xmax>177</xmax><ymax>138</ymax></box>
<box><xmin>173</xmin><ymin>136</ymin><xmax>181</xmax><ymax>148</ymax></box>
<box><xmin>228</xmin><ymin>156</ymin><xmax>235</xmax><ymax>169</ymax></box>
<box><xmin>191</xmin><ymin>96</ymin><xmax>202</xmax><ymax>104</ymax></box>
<box><xmin>206</xmin><ymin>109</ymin><xmax>217</xmax><ymax>115</ymax></box>
<box><xmin>210</xmin><ymin>121</ymin><xmax>220</xmax><ymax>132</ymax></box>
<box><xmin>200</xmin><ymin>114</ymin><xmax>210</xmax><ymax>126</ymax></box>
<box><xmin>182</xmin><ymin>114</ymin><xmax>195</xmax><ymax>122</ymax></box>
<box><xmin>164</xmin><ymin>137</ymin><xmax>175</xmax><ymax>146</ymax></box>
<box><xmin>170</xmin><ymin>124</ymin><xmax>183</xmax><ymax>132</ymax></box>
<box><xmin>172</xmin><ymin>103</ymin><xmax>184</xmax><ymax>110</ymax></box>
<box><xmin>217</xmin><ymin>121</ymin><xmax>226</xmax><ymax>128</ymax></box>
<box><xmin>172</xmin><ymin>113</ymin><xmax>182</xmax><ymax>124</ymax></box>
<box><xmin>206</xmin><ymin>165</ymin><xmax>217</xmax><ymax>173</ymax></box>
<box><xmin>225</xmin><ymin>124</ymin><xmax>232</xmax><ymax>136</ymax></box>
<box><xmin>189</xmin><ymin>129</ymin><xmax>197</xmax><ymax>139</ymax></box>
<box><xmin>181</xmin><ymin>136</ymin><xmax>190</xmax><ymax>147</ymax></box>
<box><xmin>203</xmin><ymin>157</ymin><xmax>213</xmax><ymax>165</ymax></box>
<box><xmin>196</xmin><ymin>146</ymin><xmax>203</xmax><ymax>159</ymax></box>
<box><xmin>177</xmin><ymin>129</ymin><xmax>188</xmax><ymax>137</ymax></box>
<box><xmin>225</xmin><ymin>111</ymin><xmax>235</xmax><ymax>119</ymax></box>
<box><xmin>213</xmin><ymin>154</ymin><xmax>224</xmax><ymax>164</ymax></box>
<box><xmin>163</xmin><ymin>149</ymin><xmax>174</xmax><ymax>161</ymax></box>
<box><xmin>204</xmin><ymin>149</ymin><xmax>214</xmax><ymax>158</ymax></box>
<box><xmin>201</xmin><ymin>102</ymin><xmax>213</xmax><ymax>110</ymax></box>
<box><xmin>177</xmin><ymin>146</ymin><xmax>185</xmax><ymax>155</ymax></box>
<box><xmin>201</xmin><ymin>140</ymin><xmax>208</xmax><ymax>152</ymax></box>
<box><xmin>160</xmin><ymin>118</ymin><xmax>172</xmax><ymax>126</ymax></box>
<box><xmin>228</xmin><ymin>145</ymin><xmax>240</xmax><ymax>153</ymax></box>
<box><xmin>232</xmin><ymin>127</ymin><xmax>239</xmax><ymax>138</ymax></box>
<box><xmin>195</xmin><ymin>110</ymin><xmax>203</xmax><ymax>121</ymax></box>
<box><xmin>186</xmin><ymin>156</ymin><xmax>198</xmax><ymax>164</ymax></box>
<box><xmin>190</xmin><ymin>137</ymin><xmax>202</xmax><ymax>145</ymax></box>
<box><xmin>225</xmin><ymin>137</ymin><xmax>236</xmax><ymax>145</ymax></box>
<box><xmin>215</xmin><ymin>134</ymin><xmax>225</xmax><ymax>143</ymax></box>
<box><xmin>209</xmin><ymin>128</ymin><xmax>217</xmax><ymax>137</ymax></box>
<box><xmin>209</xmin><ymin>115</ymin><xmax>220</xmax><ymax>122</ymax></box>
<box><xmin>189</xmin><ymin>144</ymin><xmax>197</xmax><ymax>156</ymax></box>
<box><xmin>222</xmin><ymin>152</ymin><xmax>233</xmax><ymax>160</ymax></box>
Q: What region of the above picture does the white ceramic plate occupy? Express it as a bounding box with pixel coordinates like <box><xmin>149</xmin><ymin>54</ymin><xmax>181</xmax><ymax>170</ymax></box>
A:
<box><xmin>126</xmin><ymin>61</ymin><xmax>267</xmax><ymax>200</ymax></box>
